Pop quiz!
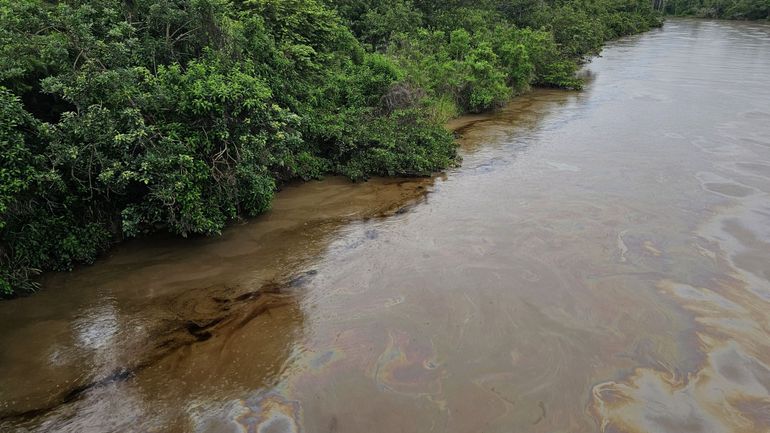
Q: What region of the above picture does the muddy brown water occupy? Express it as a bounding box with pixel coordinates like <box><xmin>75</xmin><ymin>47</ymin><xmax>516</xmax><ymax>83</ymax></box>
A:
<box><xmin>2</xmin><ymin>18</ymin><xmax>770</xmax><ymax>433</ymax></box>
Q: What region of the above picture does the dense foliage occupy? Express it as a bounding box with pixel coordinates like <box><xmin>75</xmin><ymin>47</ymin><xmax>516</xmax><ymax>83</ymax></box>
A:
<box><xmin>0</xmin><ymin>0</ymin><xmax>660</xmax><ymax>296</ymax></box>
<box><xmin>664</xmin><ymin>0</ymin><xmax>769</xmax><ymax>19</ymax></box>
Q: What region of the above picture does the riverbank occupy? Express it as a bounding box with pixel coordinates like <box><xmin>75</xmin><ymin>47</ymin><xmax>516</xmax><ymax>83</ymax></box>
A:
<box><xmin>7</xmin><ymin>89</ymin><xmax>573</xmax><ymax>299</ymax></box>
<box><xmin>0</xmin><ymin>0</ymin><xmax>662</xmax><ymax>296</ymax></box>
<box><xmin>0</xmin><ymin>88</ymin><xmax>572</xmax><ymax>427</ymax></box>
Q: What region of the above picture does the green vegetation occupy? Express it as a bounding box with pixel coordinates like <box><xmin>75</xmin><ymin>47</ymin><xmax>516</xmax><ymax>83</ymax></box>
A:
<box><xmin>664</xmin><ymin>0</ymin><xmax>769</xmax><ymax>19</ymax></box>
<box><xmin>0</xmin><ymin>0</ymin><xmax>661</xmax><ymax>296</ymax></box>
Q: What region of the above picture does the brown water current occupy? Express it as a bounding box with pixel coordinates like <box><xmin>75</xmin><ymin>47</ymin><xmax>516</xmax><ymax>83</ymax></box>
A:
<box><xmin>2</xmin><ymin>18</ymin><xmax>770</xmax><ymax>433</ymax></box>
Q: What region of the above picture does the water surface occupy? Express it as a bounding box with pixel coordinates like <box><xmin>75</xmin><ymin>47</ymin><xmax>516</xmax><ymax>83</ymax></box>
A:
<box><xmin>2</xmin><ymin>18</ymin><xmax>770</xmax><ymax>433</ymax></box>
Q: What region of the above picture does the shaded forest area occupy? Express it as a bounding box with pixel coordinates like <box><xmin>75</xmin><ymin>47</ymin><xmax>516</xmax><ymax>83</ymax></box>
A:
<box><xmin>664</xmin><ymin>0</ymin><xmax>769</xmax><ymax>19</ymax></box>
<box><xmin>0</xmin><ymin>0</ymin><xmax>662</xmax><ymax>295</ymax></box>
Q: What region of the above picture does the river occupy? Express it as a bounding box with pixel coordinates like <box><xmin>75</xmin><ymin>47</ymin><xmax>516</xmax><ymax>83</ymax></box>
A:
<box><xmin>2</xmin><ymin>18</ymin><xmax>770</xmax><ymax>433</ymax></box>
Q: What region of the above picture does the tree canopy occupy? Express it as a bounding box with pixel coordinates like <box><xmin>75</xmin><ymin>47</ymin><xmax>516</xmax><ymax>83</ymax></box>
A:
<box><xmin>664</xmin><ymin>0</ymin><xmax>769</xmax><ymax>19</ymax></box>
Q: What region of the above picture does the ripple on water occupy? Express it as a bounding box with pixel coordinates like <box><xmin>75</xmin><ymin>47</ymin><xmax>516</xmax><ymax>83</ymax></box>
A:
<box><xmin>734</xmin><ymin>162</ymin><xmax>770</xmax><ymax>179</ymax></box>
<box><xmin>189</xmin><ymin>392</ymin><xmax>303</xmax><ymax>433</ymax></box>
<box><xmin>702</xmin><ymin>182</ymin><xmax>755</xmax><ymax>198</ymax></box>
